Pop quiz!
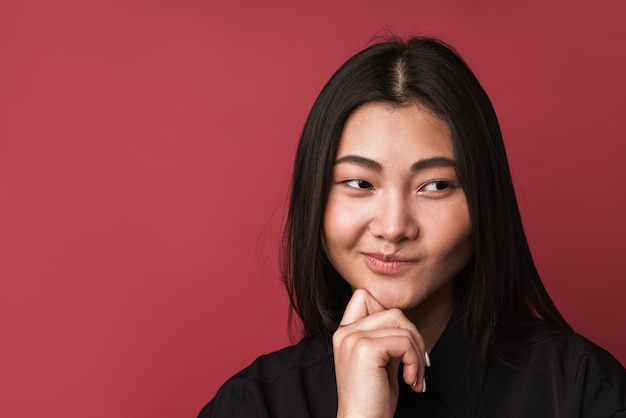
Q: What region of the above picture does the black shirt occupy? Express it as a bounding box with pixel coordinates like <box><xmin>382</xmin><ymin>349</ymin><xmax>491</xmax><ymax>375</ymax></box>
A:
<box><xmin>198</xmin><ymin>313</ymin><xmax>626</xmax><ymax>417</ymax></box>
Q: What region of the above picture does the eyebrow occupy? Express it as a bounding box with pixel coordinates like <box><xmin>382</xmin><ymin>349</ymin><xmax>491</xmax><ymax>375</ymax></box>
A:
<box><xmin>334</xmin><ymin>155</ymin><xmax>456</xmax><ymax>172</ymax></box>
<box><xmin>410</xmin><ymin>156</ymin><xmax>456</xmax><ymax>171</ymax></box>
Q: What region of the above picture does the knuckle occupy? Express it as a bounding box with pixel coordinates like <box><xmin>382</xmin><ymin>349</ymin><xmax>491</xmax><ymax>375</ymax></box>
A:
<box><xmin>352</xmin><ymin>288</ymin><xmax>368</xmax><ymax>300</ymax></box>
<box><xmin>388</xmin><ymin>307</ymin><xmax>403</xmax><ymax>317</ymax></box>
<box><xmin>387</xmin><ymin>308</ymin><xmax>406</xmax><ymax>324</ymax></box>
<box><xmin>333</xmin><ymin>328</ymin><xmax>350</xmax><ymax>346</ymax></box>
<box><xmin>342</xmin><ymin>331</ymin><xmax>359</xmax><ymax>348</ymax></box>
<box><xmin>354</xmin><ymin>339</ymin><xmax>374</xmax><ymax>358</ymax></box>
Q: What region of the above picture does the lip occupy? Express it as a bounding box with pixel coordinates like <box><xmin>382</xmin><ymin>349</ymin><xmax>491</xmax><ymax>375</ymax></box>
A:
<box><xmin>362</xmin><ymin>252</ymin><xmax>417</xmax><ymax>275</ymax></box>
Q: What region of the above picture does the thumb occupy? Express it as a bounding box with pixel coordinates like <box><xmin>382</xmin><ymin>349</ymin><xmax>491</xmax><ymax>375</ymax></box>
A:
<box><xmin>340</xmin><ymin>288</ymin><xmax>387</xmax><ymax>326</ymax></box>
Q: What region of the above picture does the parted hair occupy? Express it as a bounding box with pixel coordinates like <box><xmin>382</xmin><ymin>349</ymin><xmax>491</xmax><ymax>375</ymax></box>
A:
<box><xmin>280</xmin><ymin>36</ymin><xmax>571</xmax><ymax>362</ymax></box>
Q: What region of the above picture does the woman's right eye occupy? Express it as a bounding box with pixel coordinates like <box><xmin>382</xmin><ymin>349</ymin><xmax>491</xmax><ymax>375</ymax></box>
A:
<box><xmin>344</xmin><ymin>179</ymin><xmax>373</xmax><ymax>189</ymax></box>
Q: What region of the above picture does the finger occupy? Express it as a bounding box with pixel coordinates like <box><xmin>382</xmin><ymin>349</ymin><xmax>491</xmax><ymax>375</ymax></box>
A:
<box><xmin>374</xmin><ymin>330</ymin><xmax>426</xmax><ymax>393</ymax></box>
<box><xmin>345</xmin><ymin>307</ymin><xmax>418</xmax><ymax>331</ymax></box>
<box><xmin>403</xmin><ymin>344</ymin><xmax>427</xmax><ymax>393</ymax></box>
<box><xmin>351</xmin><ymin>327</ymin><xmax>423</xmax><ymax>370</ymax></box>
<box><xmin>339</xmin><ymin>288</ymin><xmax>386</xmax><ymax>326</ymax></box>
<box><xmin>344</xmin><ymin>309</ymin><xmax>426</xmax><ymax>352</ymax></box>
<box><xmin>336</xmin><ymin>290</ymin><xmax>429</xmax><ymax>392</ymax></box>
<box><xmin>358</xmin><ymin>334</ymin><xmax>425</xmax><ymax>391</ymax></box>
<box><xmin>340</xmin><ymin>327</ymin><xmax>427</xmax><ymax>392</ymax></box>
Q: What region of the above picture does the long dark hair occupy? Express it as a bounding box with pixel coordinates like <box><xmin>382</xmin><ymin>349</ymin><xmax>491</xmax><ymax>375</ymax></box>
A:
<box><xmin>281</xmin><ymin>36</ymin><xmax>572</xmax><ymax>361</ymax></box>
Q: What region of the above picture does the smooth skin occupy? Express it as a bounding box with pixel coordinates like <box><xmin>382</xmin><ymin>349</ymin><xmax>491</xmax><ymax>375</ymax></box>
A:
<box><xmin>325</xmin><ymin>102</ymin><xmax>473</xmax><ymax>418</ymax></box>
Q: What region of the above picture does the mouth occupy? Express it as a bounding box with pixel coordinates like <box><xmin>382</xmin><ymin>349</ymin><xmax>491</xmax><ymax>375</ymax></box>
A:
<box><xmin>362</xmin><ymin>252</ymin><xmax>417</xmax><ymax>275</ymax></box>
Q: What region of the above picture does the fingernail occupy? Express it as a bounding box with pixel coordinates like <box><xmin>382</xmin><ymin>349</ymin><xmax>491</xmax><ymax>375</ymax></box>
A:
<box><xmin>422</xmin><ymin>378</ymin><xmax>427</xmax><ymax>393</ymax></box>
<box><xmin>425</xmin><ymin>351</ymin><xmax>431</xmax><ymax>367</ymax></box>
<box><xmin>412</xmin><ymin>375</ymin><xmax>418</xmax><ymax>387</ymax></box>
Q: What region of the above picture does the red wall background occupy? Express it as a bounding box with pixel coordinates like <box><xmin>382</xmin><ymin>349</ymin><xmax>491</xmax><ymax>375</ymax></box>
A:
<box><xmin>1</xmin><ymin>1</ymin><xmax>625</xmax><ymax>416</ymax></box>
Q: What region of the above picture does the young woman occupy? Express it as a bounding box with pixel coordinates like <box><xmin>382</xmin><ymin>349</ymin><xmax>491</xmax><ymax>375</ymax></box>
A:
<box><xmin>199</xmin><ymin>37</ymin><xmax>626</xmax><ymax>418</ymax></box>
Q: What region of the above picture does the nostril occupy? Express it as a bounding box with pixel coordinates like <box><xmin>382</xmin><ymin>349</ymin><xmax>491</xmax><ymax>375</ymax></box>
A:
<box><xmin>368</xmin><ymin>212</ymin><xmax>418</xmax><ymax>242</ymax></box>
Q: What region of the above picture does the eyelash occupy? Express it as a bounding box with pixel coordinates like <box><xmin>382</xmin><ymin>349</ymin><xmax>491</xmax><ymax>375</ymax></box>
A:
<box><xmin>420</xmin><ymin>180</ymin><xmax>451</xmax><ymax>192</ymax></box>
<box><xmin>344</xmin><ymin>179</ymin><xmax>374</xmax><ymax>189</ymax></box>
<box><xmin>343</xmin><ymin>179</ymin><xmax>452</xmax><ymax>192</ymax></box>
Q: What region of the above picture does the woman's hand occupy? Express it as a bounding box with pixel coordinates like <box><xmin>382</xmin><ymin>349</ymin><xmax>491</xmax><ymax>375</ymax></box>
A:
<box><xmin>333</xmin><ymin>289</ymin><xmax>428</xmax><ymax>418</ymax></box>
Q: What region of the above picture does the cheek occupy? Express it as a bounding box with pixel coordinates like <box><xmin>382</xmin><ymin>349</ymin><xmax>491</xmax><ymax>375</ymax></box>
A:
<box><xmin>323</xmin><ymin>197</ymin><xmax>369</xmax><ymax>254</ymax></box>
<box><xmin>323</xmin><ymin>201</ymin><xmax>348</xmax><ymax>250</ymax></box>
<box><xmin>438</xmin><ymin>206</ymin><xmax>473</xmax><ymax>262</ymax></box>
<box><xmin>422</xmin><ymin>197</ymin><xmax>472</xmax><ymax>259</ymax></box>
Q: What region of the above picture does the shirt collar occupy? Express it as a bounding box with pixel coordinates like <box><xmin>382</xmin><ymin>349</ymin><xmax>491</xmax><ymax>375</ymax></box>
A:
<box><xmin>426</xmin><ymin>309</ymin><xmax>488</xmax><ymax>418</ymax></box>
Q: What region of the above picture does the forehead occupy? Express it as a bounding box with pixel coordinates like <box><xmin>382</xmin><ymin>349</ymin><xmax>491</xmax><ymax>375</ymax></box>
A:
<box><xmin>336</xmin><ymin>102</ymin><xmax>453</xmax><ymax>161</ymax></box>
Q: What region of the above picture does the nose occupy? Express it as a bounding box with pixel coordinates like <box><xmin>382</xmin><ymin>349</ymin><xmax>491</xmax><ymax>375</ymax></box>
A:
<box><xmin>368</xmin><ymin>191</ymin><xmax>419</xmax><ymax>243</ymax></box>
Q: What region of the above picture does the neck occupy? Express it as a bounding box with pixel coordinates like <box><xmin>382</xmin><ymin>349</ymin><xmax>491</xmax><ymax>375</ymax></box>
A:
<box><xmin>405</xmin><ymin>280</ymin><xmax>456</xmax><ymax>352</ymax></box>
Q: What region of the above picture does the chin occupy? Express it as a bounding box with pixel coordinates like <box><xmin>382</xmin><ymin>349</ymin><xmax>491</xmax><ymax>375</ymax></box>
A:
<box><xmin>372</xmin><ymin>291</ymin><xmax>420</xmax><ymax>311</ymax></box>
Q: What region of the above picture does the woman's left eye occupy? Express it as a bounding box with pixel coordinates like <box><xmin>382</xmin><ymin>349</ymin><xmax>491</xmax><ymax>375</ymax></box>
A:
<box><xmin>419</xmin><ymin>180</ymin><xmax>451</xmax><ymax>192</ymax></box>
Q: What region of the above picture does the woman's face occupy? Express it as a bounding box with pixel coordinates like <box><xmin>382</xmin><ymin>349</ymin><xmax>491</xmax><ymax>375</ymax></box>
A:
<box><xmin>323</xmin><ymin>102</ymin><xmax>472</xmax><ymax>325</ymax></box>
